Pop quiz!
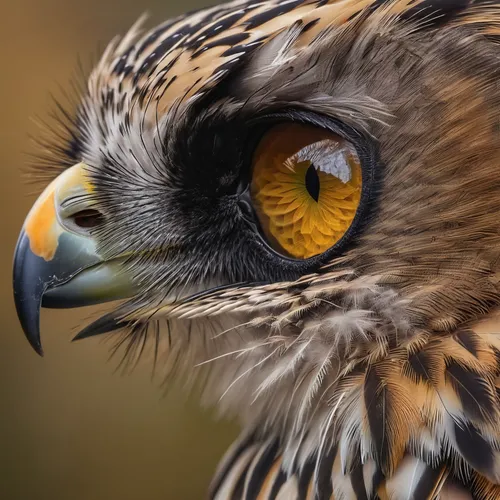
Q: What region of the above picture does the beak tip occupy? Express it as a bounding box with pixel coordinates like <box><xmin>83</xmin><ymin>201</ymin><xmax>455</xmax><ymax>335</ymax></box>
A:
<box><xmin>15</xmin><ymin>298</ymin><xmax>44</xmax><ymax>357</ymax></box>
<box><xmin>29</xmin><ymin>338</ymin><xmax>44</xmax><ymax>357</ymax></box>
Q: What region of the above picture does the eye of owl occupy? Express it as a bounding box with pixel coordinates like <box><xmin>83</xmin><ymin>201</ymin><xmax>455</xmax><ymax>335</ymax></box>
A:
<box><xmin>245</xmin><ymin>112</ymin><xmax>377</xmax><ymax>260</ymax></box>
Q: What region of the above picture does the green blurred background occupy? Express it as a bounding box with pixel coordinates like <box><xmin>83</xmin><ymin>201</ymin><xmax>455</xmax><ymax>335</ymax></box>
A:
<box><xmin>0</xmin><ymin>1</ymin><xmax>238</xmax><ymax>498</ymax></box>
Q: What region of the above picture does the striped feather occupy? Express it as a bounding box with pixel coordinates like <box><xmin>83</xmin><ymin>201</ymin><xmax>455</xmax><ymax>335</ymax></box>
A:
<box><xmin>210</xmin><ymin>324</ymin><xmax>500</xmax><ymax>499</ymax></box>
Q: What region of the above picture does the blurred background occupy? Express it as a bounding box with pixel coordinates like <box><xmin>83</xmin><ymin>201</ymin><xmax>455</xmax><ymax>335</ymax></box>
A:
<box><xmin>0</xmin><ymin>1</ymin><xmax>238</xmax><ymax>498</ymax></box>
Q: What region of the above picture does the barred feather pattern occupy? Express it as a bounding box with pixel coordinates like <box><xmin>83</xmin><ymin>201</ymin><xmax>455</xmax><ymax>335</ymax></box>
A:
<box><xmin>212</xmin><ymin>311</ymin><xmax>500</xmax><ymax>499</ymax></box>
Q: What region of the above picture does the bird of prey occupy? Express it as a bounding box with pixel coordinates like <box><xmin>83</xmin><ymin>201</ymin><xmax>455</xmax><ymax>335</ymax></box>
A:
<box><xmin>12</xmin><ymin>0</ymin><xmax>500</xmax><ymax>497</ymax></box>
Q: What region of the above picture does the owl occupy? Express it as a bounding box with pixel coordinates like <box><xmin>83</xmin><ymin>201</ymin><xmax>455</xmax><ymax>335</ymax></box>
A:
<box><xmin>12</xmin><ymin>0</ymin><xmax>500</xmax><ymax>497</ymax></box>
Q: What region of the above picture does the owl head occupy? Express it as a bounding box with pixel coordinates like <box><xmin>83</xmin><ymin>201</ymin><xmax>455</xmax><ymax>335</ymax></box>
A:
<box><xmin>12</xmin><ymin>1</ymin><xmax>500</xmax><ymax>496</ymax></box>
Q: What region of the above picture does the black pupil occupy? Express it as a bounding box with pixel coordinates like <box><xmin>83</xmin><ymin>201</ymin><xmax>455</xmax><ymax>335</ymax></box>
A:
<box><xmin>305</xmin><ymin>163</ymin><xmax>320</xmax><ymax>202</ymax></box>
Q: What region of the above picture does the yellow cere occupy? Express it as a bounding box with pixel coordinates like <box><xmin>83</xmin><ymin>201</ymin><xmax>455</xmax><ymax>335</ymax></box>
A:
<box><xmin>250</xmin><ymin>123</ymin><xmax>362</xmax><ymax>259</ymax></box>
<box><xmin>24</xmin><ymin>163</ymin><xmax>96</xmax><ymax>262</ymax></box>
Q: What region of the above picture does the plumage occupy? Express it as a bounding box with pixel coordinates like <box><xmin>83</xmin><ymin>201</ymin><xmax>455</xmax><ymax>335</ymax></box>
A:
<box><xmin>12</xmin><ymin>0</ymin><xmax>500</xmax><ymax>498</ymax></box>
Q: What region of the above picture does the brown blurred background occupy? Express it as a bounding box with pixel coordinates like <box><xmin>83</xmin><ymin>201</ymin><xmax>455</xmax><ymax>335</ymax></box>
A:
<box><xmin>0</xmin><ymin>1</ymin><xmax>238</xmax><ymax>498</ymax></box>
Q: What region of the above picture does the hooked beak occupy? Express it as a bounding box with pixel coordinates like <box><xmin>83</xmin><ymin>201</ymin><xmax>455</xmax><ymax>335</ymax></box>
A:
<box><xmin>13</xmin><ymin>163</ymin><xmax>136</xmax><ymax>356</ymax></box>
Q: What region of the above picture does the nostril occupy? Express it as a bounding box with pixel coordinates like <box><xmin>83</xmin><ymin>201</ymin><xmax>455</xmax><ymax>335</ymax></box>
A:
<box><xmin>71</xmin><ymin>209</ymin><xmax>103</xmax><ymax>229</ymax></box>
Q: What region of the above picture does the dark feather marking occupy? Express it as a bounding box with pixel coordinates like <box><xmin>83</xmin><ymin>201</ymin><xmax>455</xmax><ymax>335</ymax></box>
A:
<box><xmin>364</xmin><ymin>367</ymin><xmax>390</xmax><ymax>472</ymax></box>
<box><xmin>244</xmin><ymin>0</ymin><xmax>306</xmax><ymax>29</ymax></box>
<box><xmin>453</xmin><ymin>329</ymin><xmax>478</xmax><ymax>357</ymax></box>
<box><xmin>112</xmin><ymin>47</ymin><xmax>134</xmax><ymax>75</ymax></box>
<box><xmin>371</xmin><ymin>467</ymin><xmax>385</xmax><ymax>496</ymax></box>
<box><xmin>189</xmin><ymin>9</ymin><xmax>248</xmax><ymax>49</ymax></box>
<box><xmin>445</xmin><ymin>360</ymin><xmax>495</xmax><ymax>422</ymax></box>
<box><xmin>399</xmin><ymin>0</ymin><xmax>473</xmax><ymax>24</ymax></box>
<box><xmin>122</xmin><ymin>64</ymin><xmax>134</xmax><ymax>78</ymax></box>
<box><xmin>297</xmin><ymin>458</ymin><xmax>315</xmax><ymax>498</ymax></box>
<box><xmin>244</xmin><ymin>440</ymin><xmax>280</xmax><ymax>499</ymax></box>
<box><xmin>268</xmin><ymin>467</ymin><xmax>286</xmax><ymax>498</ymax></box>
<box><xmin>191</xmin><ymin>33</ymin><xmax>250</xmax><ymax>58</ymax></box>
<box><xmin>303</xmin><ymin>18</ymin><xmax>320</xmax><ymax>32</ymax></box>
<box><xmin>133</xmin><ymin>30</ymin><xmax>191</xmax><ymax>84</ymax></box>
<box><xmin>232</xmin><ymin>457</ymin><xmax>253</xmax><ymax>499</ymax></box>
<box><xmin>134</xmin><ymin>18</ymin><xmax>182</xmax><ymax>58</ymax></box>
<box><xmin>350</xmin><ymin>463</ymin><xmax>369</xmax><ymax>500</ymax></box>
<box><xmin>413</xmin><ymin>463</ymin><xmax>445</xmax><ymax>500</ymax></box>
<box><xmin>315</xmin><ymin>445</ymin><xmax>336</xmax><ymax>499</ymax></box>
<box><xmin>209</xmin><ymin>433</ymin><xmax>257</xmax><ymax>498</ymax></box>
<box><xmin>454</xmin><ymin>420</ymin><xmax>495</xmax><ymax>477</ymax></box>
<box><xmin>407</xmin><ymin>351</ymin><xmax>432</xmax><ymax>384</ymax></box>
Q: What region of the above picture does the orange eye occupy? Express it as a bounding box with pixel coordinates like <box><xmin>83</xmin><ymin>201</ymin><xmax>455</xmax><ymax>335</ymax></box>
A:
<box><xmin>250</xmin><ymin>123</ymin><xmax>362</xmax><ymax>259</ymax></box>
